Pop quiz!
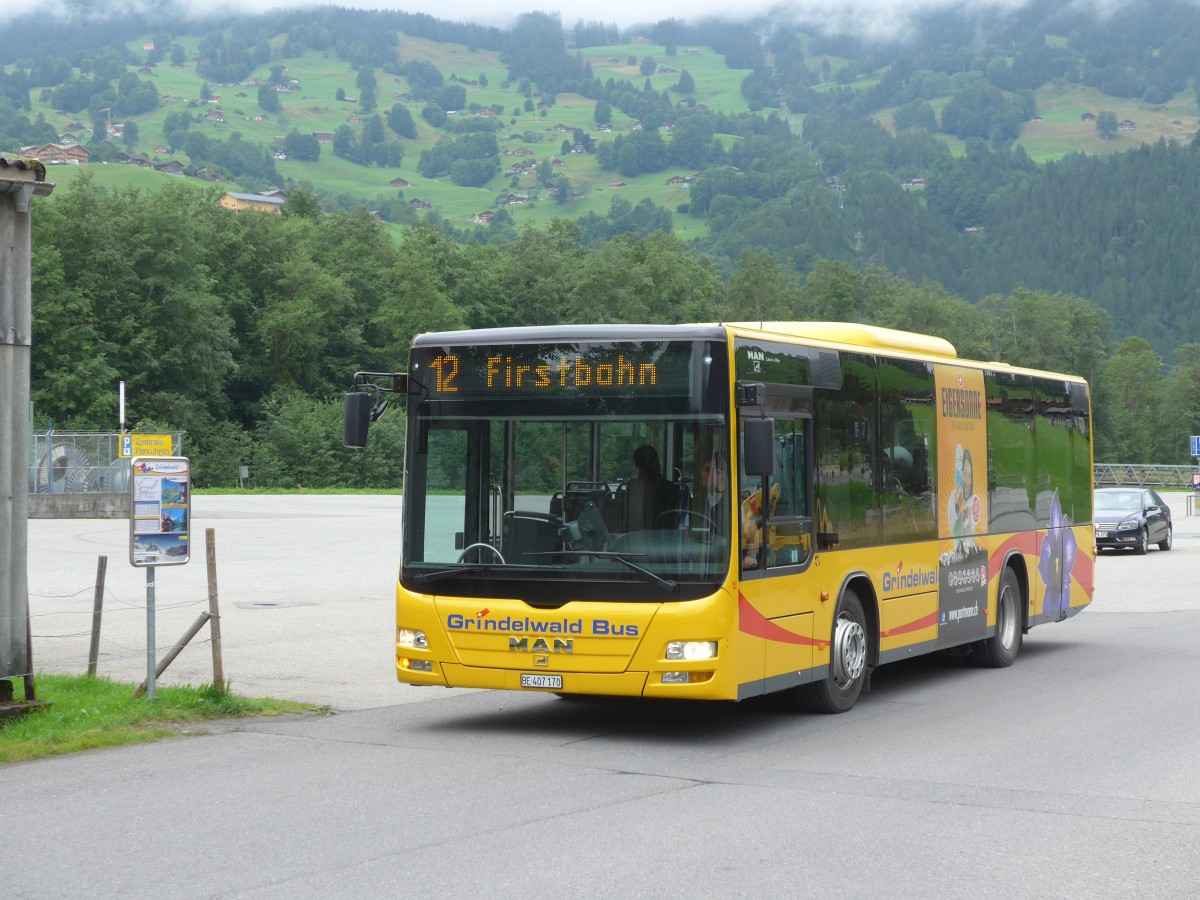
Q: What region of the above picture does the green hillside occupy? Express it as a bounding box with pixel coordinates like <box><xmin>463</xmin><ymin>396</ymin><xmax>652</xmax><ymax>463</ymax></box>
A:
<box><xmin>14</xmin><ymin>31</ymin><xmax>753</xmax><ymax>236</ymax></box>
<box><xmin>14</xmin><ymin>22</ymin><xmax>1194</xmax><ymax>238</ymax></box>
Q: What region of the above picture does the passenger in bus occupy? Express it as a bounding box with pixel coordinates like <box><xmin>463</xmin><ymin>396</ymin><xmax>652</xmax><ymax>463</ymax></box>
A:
<box><xmin>701</xmin><ymin>454</ymin><xmax>729</xmax><ymax>525</ymax></box>
<box><xmin>625</xmin><ymin>444</ymin><xmax>676</xmax><ymax>532</ymax></box>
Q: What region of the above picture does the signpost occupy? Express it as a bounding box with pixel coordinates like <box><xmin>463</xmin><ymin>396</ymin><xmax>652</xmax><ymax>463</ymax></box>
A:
<box><xmin>129</xmin><ymin>456</ymin><xmax>191</xmax><ymax>699</ymax></box>
<box><xmin>120</xmin><ymin>433</ymin><xmax>174</xmax><ymax>458</ymax></box>
<box><xmin>1190</xmin><ymin>435</ymin><xmax>1200</xmax><ymax>458</ymax></box>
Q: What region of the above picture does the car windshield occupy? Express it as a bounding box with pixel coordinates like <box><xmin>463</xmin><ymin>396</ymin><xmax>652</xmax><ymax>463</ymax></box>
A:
<box><xmin>1095</xmin><ymin>491</ymin><xmax>1142</xmax><ymax>512</ymax></box>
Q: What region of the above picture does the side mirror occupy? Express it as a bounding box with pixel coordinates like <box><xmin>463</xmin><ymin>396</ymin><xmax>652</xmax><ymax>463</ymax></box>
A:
<box><xmin>743</xmin><ymin>417</ymin><xmax>775</xmax><ymax>477</ymax></box>
<box><xmin>344</xmin><ymin>392</ymin><xmax>372</xmax><ymax>449</ymax></box>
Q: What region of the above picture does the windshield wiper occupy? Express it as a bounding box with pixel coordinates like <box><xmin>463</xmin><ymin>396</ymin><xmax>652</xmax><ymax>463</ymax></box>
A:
<box><xmin>541</xmin><ymin>550</ymin><xmax>679</xmax><ymax>594</ymax></box>
<box><xmin>408</xmin><ymin>564</ymin><xmax>497</xmax><ymax>586</ymax></box>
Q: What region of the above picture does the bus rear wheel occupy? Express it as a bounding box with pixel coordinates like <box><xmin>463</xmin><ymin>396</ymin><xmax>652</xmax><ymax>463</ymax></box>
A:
<box><xmin>797</xmin><ymin>589</ymin><xmax>868</xmax><ymax>714</ymax></box>
<box><xmin>969</xmin><ymin>567</ymin><xmax>1023</xmax><ymax>668</ymax></box>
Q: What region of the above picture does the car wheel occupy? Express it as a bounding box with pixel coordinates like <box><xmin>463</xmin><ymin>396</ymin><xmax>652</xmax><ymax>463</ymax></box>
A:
<box><xmin>969</xmin><ymin>567</ymin><xmax>1023</xmax><ymax>668</ymax></box>
<box><xmin>796</xmin><ymin>589</ymin><xmax>869</xmax><ymax>714</ymax></box>
<box><xmin>1134</xmin><ymin>526</ymin><xmax>1148</xmax><ymax>555</ymax></box>
<box><xmin>1158</xmin><ymin>522</ymin><xmax>1173</xmax><ymax>551</ymax></box>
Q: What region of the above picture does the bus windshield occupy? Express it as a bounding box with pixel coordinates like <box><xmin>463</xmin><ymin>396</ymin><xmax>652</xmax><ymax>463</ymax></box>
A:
<box><xmin>402</xmin><ymin>337</ymin><xmax>731</xmax><ymax>601</ymax></box>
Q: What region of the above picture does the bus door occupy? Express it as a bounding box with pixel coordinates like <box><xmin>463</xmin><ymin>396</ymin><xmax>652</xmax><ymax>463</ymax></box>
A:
<box><xmin>744</xmin><ymin>388</ymin><xmax>820</xmax><ymax>578</ymax></box>
<box><xmin>739</xmin><ymin>386</ymin><xmax>815</xmax><ymax>574</ymax></box>
<box><xmin>737</xmin><ymin>385</ymin><xmax>818</xmax><ymax>691</ymax></box>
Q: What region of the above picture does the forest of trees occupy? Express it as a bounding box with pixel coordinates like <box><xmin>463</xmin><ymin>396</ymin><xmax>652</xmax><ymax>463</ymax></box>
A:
<box><xmin>27</xmin><ymin>176</ymin><xmax>1200</xmax><ymax>488</ymax></box>
<box><xmin>9</xmin><ymin>1</ymin><xmax>1200</xmax><ymax>485</ymax></box>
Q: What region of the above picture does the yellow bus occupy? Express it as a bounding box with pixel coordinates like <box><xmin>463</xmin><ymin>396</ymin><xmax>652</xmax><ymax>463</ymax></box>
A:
<box><xmin>344</xmin><ymin>321</ymin><xmax>1094</xmax><ymax>713</ymax></box>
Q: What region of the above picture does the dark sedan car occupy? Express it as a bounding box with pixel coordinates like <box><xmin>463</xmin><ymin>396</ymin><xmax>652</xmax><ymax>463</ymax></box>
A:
<box><xmin>1094</xmin><ymin>487</ymin><xmax>1173</xmax><ymax>554</ymax></box>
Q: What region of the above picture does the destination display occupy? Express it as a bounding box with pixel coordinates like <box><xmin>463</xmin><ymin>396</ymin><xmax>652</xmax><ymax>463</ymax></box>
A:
<box><xmin>413</xmin><ymin>341</ymin><xmax>696</xmax><ymax>400</ymax></box>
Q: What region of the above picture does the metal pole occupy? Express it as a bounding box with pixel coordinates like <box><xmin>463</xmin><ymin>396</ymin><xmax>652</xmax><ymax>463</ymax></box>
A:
<box><xmin>145</xmin><ymin>566</ymin><xmax>156</xmax><ymax>701</ymax></box>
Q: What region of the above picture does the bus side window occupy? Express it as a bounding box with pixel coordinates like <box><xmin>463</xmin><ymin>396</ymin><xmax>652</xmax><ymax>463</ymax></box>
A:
<box><xmin>765</xmin><ymin>418</ymin><xmax>813</xmax><ymax>570</ymax></box>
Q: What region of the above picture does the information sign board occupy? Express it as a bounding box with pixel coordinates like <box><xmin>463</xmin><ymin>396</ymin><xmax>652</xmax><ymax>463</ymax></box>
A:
<box><xmin>129</xmin><ymin>457</ymin><xmax>191</xmax><ymax>567</ymax></box>
<box><xmin>1191</xmin><ymin>435</ymin><xmax>1200</xmax><ymax>457</ymax></box>
<box><xmin>120</xmin><ymin>434</ymin><xmax>174</xmax><ymax>458</ymax></box>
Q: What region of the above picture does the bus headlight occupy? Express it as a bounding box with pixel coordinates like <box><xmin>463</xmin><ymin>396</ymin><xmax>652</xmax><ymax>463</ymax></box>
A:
<box><xmin>666</xmin><ymin>640</ymin><xmax>717</xmax><ymax>661</ymax></box>
<box><xmin>397</xmin><ymin>627</ymin><xmax>427</xmax><ymax>649</ymax></box>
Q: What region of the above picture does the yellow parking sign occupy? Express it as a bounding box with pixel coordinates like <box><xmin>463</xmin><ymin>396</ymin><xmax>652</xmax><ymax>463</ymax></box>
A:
<box><xmin>119</xmin><ymin>434</ymin><xmax>174</xmax><ymax>458</ymax></box>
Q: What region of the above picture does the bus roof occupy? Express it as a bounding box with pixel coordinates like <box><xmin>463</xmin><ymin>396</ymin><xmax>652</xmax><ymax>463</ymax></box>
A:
<box><xmin>722</xmin><ymin>322</ymin><xmax>959</xmax><ymax>359</ymax></box>
<box><xmin>412</xmin><ymin>324</ymin><xmax>727</xmax><ymax>346</ymax></box>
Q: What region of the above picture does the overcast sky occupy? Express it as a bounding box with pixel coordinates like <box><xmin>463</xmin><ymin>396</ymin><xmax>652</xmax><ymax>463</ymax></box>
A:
<box><xmin>29</xmin><ymin>0</ymin><xmax>1147</xmax><ymax>39</ymax></box>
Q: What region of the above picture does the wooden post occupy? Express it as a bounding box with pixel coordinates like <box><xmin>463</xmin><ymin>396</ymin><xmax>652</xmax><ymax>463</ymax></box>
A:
<box><xmin>134</xmin><ymin>612</ymin><xmax>211</xmax><ymax>698</ymax></box>
<box><xmin>206</xmin><ymin>528</ymin><xmax>225</xmax><ymax>691</ymax></box>
<box><xmin>87</xmin><ymin>555</ymin><xmax>107</xmax><ymax>676</ymax></box>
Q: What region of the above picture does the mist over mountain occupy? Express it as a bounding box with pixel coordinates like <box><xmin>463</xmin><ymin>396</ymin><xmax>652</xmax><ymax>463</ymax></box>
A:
<box><xmin>3</xmin><ymin>0</ymin><xmax>1185</xmax><ymax>44</ymax></box>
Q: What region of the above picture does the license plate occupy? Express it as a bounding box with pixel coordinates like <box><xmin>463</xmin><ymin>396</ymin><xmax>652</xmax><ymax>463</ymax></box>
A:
<box><xmin>520</xmin><ymin>673</ymin><xmax>562</xmax><ymax>690</ymax></box>
<box><xmin>1096</xmin><ymin>530</ymin><xmax>1108</xmax><ymax>538</ymax></box>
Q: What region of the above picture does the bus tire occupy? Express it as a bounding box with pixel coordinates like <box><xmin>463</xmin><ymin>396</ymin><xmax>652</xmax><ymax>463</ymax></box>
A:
<box><xmin>798</xmin><ymin>589</ymin><xmax>868</xmax><ymax>714</ymax></box>
<box><xmin>969</xmin><ymin>567</ymin><xmax>1022</xmax><ymax>668</ymax></box>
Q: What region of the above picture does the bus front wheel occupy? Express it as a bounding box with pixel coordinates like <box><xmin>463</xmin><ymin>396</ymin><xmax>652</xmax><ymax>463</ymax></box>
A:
<box><xmin>798</xmin><ymin>589</ymin><xmax>869</xmax><ymax>714</ymax></box>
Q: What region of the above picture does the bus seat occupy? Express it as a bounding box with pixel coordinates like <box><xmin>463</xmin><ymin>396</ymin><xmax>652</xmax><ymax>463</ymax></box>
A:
<box><xmin>502</xmin><ymin>511</ymin><xmax>563</xmax><ymax>564</ymax></box>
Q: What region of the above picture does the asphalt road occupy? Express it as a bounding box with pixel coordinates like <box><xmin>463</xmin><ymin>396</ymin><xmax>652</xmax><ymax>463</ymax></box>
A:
<box><xmin>6</xmin><ymin>493</ymin><xmax>1199</xmax><ymax>898</ymax></box>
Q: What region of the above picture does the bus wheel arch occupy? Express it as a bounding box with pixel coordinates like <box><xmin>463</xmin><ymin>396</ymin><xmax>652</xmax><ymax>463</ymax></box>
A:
<box><xmin>798</xmin><ymin>580</ymin><xmax>875</xmax><ymax>714</ymax></box>
<box><xmin>969</xmin><ymin>562</ymin><xmax>1025</xmax><ymax>668</ymax></box>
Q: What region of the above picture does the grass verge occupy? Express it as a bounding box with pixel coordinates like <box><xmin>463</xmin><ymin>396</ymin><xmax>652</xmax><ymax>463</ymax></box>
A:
<box><xmin>1</xmin><ymin>674</ymin><xmax>325</xmax><ymax>765</ymax></box>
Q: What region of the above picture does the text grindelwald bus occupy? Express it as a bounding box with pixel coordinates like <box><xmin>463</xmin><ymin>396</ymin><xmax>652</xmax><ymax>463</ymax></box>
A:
<box><xmin>344</xmin><ymin>322</ymin><xmax>1093</xmax><ymax>713</ymax></box>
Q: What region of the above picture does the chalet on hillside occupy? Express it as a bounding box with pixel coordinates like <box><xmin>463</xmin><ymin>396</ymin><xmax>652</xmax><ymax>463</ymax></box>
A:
<box><xmin>475</xmin><ymin>211</ymin><xmax>496</xmax><ymax>224</ymax></box>
<box><xmin>409</xmin><ymin>199</ymin><xmax>433</xmax><ymax>209</ymax></box>
<box><xmin>22</xmin><ymin>143</ymin><xmax>89</xmax><ymax>165</ymax></box>
<box><xmin>312</xmin><ymin>131</ymin><xmax>335</xmax><ymax>144</ymax></box>
<box><xmin>219</xmin><ymin>192</ymin><xmax>285</xmax><ymax>215</ymax></box>
<box><xmin>204</xmin><ymin>109</ymin><xmax>225</xmax><ymax>123</ymax></box>
<box><xmin>390</xmin><ymin>177</ymin><xmax>410</xmax><ymax>187</ymax></box>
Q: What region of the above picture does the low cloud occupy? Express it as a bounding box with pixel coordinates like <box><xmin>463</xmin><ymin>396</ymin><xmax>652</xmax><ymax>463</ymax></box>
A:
<box><xmin>19</xmin><ymin>0</ymin><xmax>1153</xmax><ymax>37</ymax></box>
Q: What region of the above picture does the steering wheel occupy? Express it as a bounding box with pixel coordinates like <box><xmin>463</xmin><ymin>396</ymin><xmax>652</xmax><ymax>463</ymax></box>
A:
<box><xmin>656</xmin><ymin>509</ymin><xmax>716</xmax><ymax>531</ymax></box>
<box><xmin>457</xmin><ymin>542</ymin><xmax>506</xmax><ymax>564</ymax></box>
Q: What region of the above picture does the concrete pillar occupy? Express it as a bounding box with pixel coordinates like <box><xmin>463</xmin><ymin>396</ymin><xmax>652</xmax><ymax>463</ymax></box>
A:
<box><xmin>1</xmin><ymin>154</ymin><xmax>54</xmax><ymax>687</ymax></box>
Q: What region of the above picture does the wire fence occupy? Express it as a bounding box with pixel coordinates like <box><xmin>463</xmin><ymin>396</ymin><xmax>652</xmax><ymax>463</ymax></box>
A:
<box><xmin>1093</xmin><ymin>464</ymin><xmax>1200</xmax><ymax>490</ymax></box>
<box><xmin>1</xmin><ymin>582</ymin><xmax>214</xmax><ymax>682</ymax></box>
<box><xmin>27</xmin><ymin>431</ymin><xmax>183</xmax><ymax>494</ymax></box>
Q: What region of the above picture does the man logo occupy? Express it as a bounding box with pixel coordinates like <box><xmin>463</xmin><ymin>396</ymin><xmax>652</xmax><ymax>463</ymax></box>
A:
<box><xmin>533</xmin><ymin>655</ymin><xmax>549</xmax><ymax>667</ymax></box>
<box><xmin>510</xmin><ymin>637</ymin><xmax>574</xmax><ymax>653</ymax></box>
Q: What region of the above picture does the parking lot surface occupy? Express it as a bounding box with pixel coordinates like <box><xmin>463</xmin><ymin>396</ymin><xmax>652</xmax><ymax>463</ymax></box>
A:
<box><xmin>23</xmin><ymin>491</ymin><xmax>1200</xmax><ymax>709</ymax></box>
